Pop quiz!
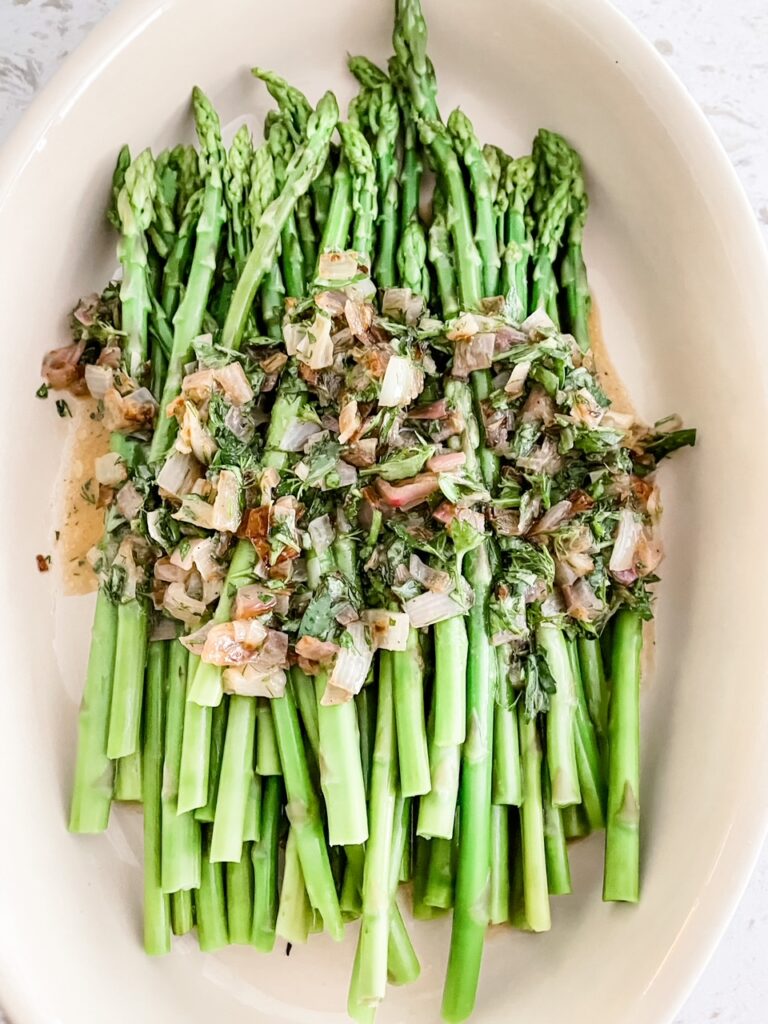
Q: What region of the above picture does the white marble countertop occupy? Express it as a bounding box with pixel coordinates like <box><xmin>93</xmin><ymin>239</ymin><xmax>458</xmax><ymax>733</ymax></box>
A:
<box><xmin>1</xmin><ymin>1</ymin><xmax>767</xmax><ymax>1022</ymax></box>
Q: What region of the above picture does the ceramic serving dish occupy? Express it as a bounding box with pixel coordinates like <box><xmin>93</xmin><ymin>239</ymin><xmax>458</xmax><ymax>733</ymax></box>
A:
<box><xmin>1</xmin><ymin>1</ymin><xmax>767</xmax><ymax>1022</ymax></box>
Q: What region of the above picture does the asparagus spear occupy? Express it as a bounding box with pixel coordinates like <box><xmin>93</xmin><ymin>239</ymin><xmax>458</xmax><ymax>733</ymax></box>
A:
<box><xmin>161</xmin><ymin>641</ymin><xmax>201</xmax><ymax>892</ymax></box>
<box><xmin>501</xmin><ymin>156</ymin><xmax>536</xmax><ymax>322</ymax></box>
<box><xmin>251</xmin><ymin>775</ymin><xmax>281</xmax><ymax>952</ymax></box>
<box><xmin>143</xmin><ymin>641</ymin><xmax>171</xmax><ymax>955</ymax></box>
<box><xmin>338</xmin><ymin>122</ymin><xmax>378</xmax><ymax>265</ymax></box>
<box><xmin>267</xmin><ymin>116</ymin><xmax>306</xmax><ymax>298</ymax></box>
<box><xmin>604</xmin><ymin>610</ymin><xmax>643</xmax><ymax>903</ymax></box>
<box><xmin>69</xmin><ymin>591</ymin><xmax>117</xmax><ymax>833</ymax></box>
<box><xmin>270</xmin><ymin>685</ymin><xmax>344</xmax><ymax>941</ymax></box>
<box><xmin>222</xmin><ymin>91</ymin><xmax>339</xmax><ymax>350</ymax></box>
<box><xmin>225</xmin><ymin>124</ymin><xmax>254</xmax><ymax>274</ymax></box>
<box><xmin>351</xmin><ymin>651</ymin><xmax>398</xmax><ymax>1008</ymax></box>
<box><xmin>447</xmin><ymin>109</ymin><xmax>501</xmax><ymax>297</ymax></box>
<box><xmin>150</xmin><ymin>87</ymin><xmax>227</xmax><ymax>464</ymax></box>
<box><xmin>116</xmin><ymin>148</ymin><xmax>156</xmax><ymax>383</ymax></box>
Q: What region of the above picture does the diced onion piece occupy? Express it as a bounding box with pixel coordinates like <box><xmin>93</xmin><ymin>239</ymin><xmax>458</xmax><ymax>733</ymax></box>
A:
<box><xmin>404</xmin><ymin>591</ymin><xmax>464</xmax><ymax>628</ymax></box>
<box><xmin>521</xmin><ymin>309</ymin><xmax>556</xmax><ymax>337</ymax></box>
<box><xmin>281</xmin><ymin>418</ymin><xmax>323</xmax><ymax>452</ymax></box>
<box><xmin>338</xmin><ymin>399</ymin><xmax>361</xmax><ymax>444</ymax></box>
<box><xmin>362</xmin><ymin>609</ymin><xmax>410</xmax><ymax>651</ymax></box>
<box><xmin>179</xmin><ymin>620</ymin><xmax>215</xmax><ymax>655</ymax></box>
<box><xmin>94</xmin><ymin>451</ymin><xmax>127</xmax><ymax>487</ymax></box>
<box><xmin>163</xmin><ymin>581</ymin><xmax>207</xmax><ymax>626</ymax></box>
<box><xmin>213</xmin><ymin>362</ymin><xmax>254</xmax><ymax>406</ymax></box>
<box><xmin>378</xmin><ymin>355</ymin><xmax>425</xmax><ymax>408</ymax></box>
<box><xmin>426</xmin><ymin>451</ymin><xmax>466</xmax><ymax>474</ymax></box>
<box><xmin>200</xmin><ymin>618</ymin><xmax>268</xmax><ymax>666</ymax></box>
<box><xmin>452</xmin><ymin>332</ymin><xmax>495</xmax><ymax>377</ymax></box>
<box><xmin>609</xmin><ymin>508</ymin><xmax>643</xmax><ymax>573</ymax></box>
<box><xmin>223</xmin><ymin>665</ymin><xmax>288</xmax><ymax>698</ymax></box>
<box><xmin>323</xmin><ymin>621</ymin><xmax>373</xmax><ymax>705</ymax></box>
<box><xmin>181</xmin><ymin>368</ymin><xmax>215</xmax><ymax>403</ymax></box>
<box><xmin>308</xmin><ymin>514</ymin><xmax>334</xmax><ymax>556</ymax></box>
<box><xmin>504</xmin><ymin>360</ymin><xmax>531</xmax><ymax>398</ymax></box>
<box><xmin>116</xmin><ymin>481</ymin><xmax>143</xmax><ymax>521</ymax></box>
<box><xmin>529</xmin><ymin>499</ymin><xmax>573</xmax><ymax>536</ymax></box>
<box><xmin>408</xmin><ymin>553</ymin><xmax>453</xmax><ymax>594</ymax></box>
<box><xmin>172</xmin><ymin>494</ymin><xmax>216</xmax><ymax>530</ymax></box>
<box><xmin>318</xmin><ymin>250</ymin><xmax>359</xmax><ymax>281</ymax></box>
<box><xmin>157</xmin><ymin>451</ymin><xmax>201</xmax><ymax>501</ymax></box>
<box><xmin>176</xmin><ymin>401</ymin><xmax>217</xmax><ymax>465</ymax></box>
<box><xmin>84</xmin><ymin>363</ymin><xmax>113</xmax><ymax>399</ymax></box>
<box><xmin>212</xmin><ymin>469</ymin><xmax>242</xmax><ymax>533</ymax></box>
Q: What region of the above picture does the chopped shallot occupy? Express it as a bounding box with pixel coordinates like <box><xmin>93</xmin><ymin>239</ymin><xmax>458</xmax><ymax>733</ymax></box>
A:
<box><xmin>223</xmin><ymin>665</ymin><xmax>288</xmax><ymax>699</ymax></box>
<box><xmin>426</xmin><ymin>451</ymin><xmax>466</xmax><ymax>474</ymax></box>
<box><xmin>94</xmin><ymin>452</ymin><xmax>127</xmax><ymax>487</ymax></box>
<box><xmin>362</xmin><ymin>609</ymin><xmax>410</xmax><ymax>651</ymax></box>
<box><xmin>408</xmin><ymin>553</ymin><xmax>453</xmax><ymax>593</ymax></box>
<box><xmin>323</xmin><ymin>622</ymin><xmax>373</xmax><ymax>705</ymax></box>
<box><xmin>163</xmin><ymin>581</ymin><xmax>207</xmax><ymax>626</ymax></box>
<box><xmin>213</xmin><ymin>362</ymin><xmax>253</xmax><ymax>406</ymax></box>
<box><xmin>84</xmin><ymin>363</ymin><xmax>114</xmax><ymax>399</ymax></box>
<box><xmin>379</xmin><ymin>355</ymin><xmax>425</xmax><ymax>408</ymax></box>
<box><xmin>375</xmin><ymin>473</ymin><xmax>439</xmax><ymax>510</ymax></box>
<box><xmin>404</xmin><ymin>591</ymin><xmax>464</xmax><ymax>628</ymax></box>
<box><xmin>609</xmin><ymin>508</ymin><xmax>644</xmax><ymax>573</ymax></box>
<box><xmin>212</xmin><ymin>469</ymin><xmax>242</xmax><ymax>533</ymax></box>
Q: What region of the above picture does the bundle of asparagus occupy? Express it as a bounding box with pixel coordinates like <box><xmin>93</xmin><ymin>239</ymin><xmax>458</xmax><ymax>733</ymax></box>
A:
<box><xmin>41</xmin><ymin>1</ymin><xmax>695</xmax><ymax>1020</ymax></box>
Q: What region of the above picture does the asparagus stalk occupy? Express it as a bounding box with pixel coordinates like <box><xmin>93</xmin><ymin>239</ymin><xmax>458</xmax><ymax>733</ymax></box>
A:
<box><xmin>114</xmin><ymin>750</ymin><xmax>143</xmax><ymax>802</ymax></box>
<box><xmin>222</xmin><ymin>91</ymin><xmax>339</xmax><ymax>349</ymax></box>
<box><xmin>270</xmin><ymin>686</ymin><xmax>344</xmax><ymax>940</ymax></box>
<box><xmin>489</xmin><ymin>804</ymin><xmax>510</xmax><ymax>924</ymax></box>
<box><xmin>577</xmin><ymin>636</ymin><xmax>610</xmax><ymax>767</ymax></box>
<box><xmin>226</xmin><ymin>853</ymin><xmax>254</xmax><ymax>944</ymax></box>
<box><xmin>107</xmin><ymin>598</ymin><xmax>149</xmax><ymax>759</ymax></box>
<box><xmin>517</xmin><ymin>710</ymin><xmax>550</xmax><ymax>932</ymax></box>
<box><xmin>351</xmin><ymin>650</ymin><xmax>398</xmax><ymax>1008</ymax></box>
<box><xmin>69</xmin><ymin>591</ymin><xmax>117</xmax><ymax>833</ymax></box>
<box><xmin>256</xmin><ymin>697</ymin><xmax>283</xmax><ymax>776</ymax></box>
<box><xmin>276</xmin><ymin>828</ymin><xmax>314</xmax><ymax>944</ymax></box>
<box><xmin>447</xmin><ymin>109</ymin><xmax>500</xmax><ymax>297</ymax></box>
<box><xmin>537</xmin><ymin>622</ymin><xmax>581</xmax><ymax>808</ymax></box>
<box><xmin>501</xmin><ymin>156</ymin><xmax>535</xmax><ymax>322</ymax></box>
<box><xmin>492</xmin><ymin>645</ymin><xmax>523</xmax><ymax>806</ymax></box>
<box><xmin>339</xmin><ymin>122</ymin><xmax>378</xmax><ymax>264</ymax></box>
<box><xmin>318</xmin><ymin>154</ymin><xmax>353</xmax><ymax>259</ymax></box>
<box><xmin>603</xmin><ymin>610</ymin><xmax>643</xmax><ymax>903</ymax></box>
<box><xmin>442</xmin><ymin>542</ymin><xmax>494</xmax><ymax>1023</ymax></box>
<box><xmin>315</xmin><ymin>672</ymin><xmax>368</xmax><ymax>846</ymax></box>
<box><xmin>142</xmin><ymin>641</ymin><xmax>171</xmax><ymax>955</ymax></box>
<box><xmin>248</xmin><ymin>142</ymin><xmax>285</xmax><ymax>340</ymax></box>
<box><xmin>117</xmin><ymin>148</ymin><xmax>156</xmax><ymax>382</ymax></box>
<box><xmin>561</xmin><ymin>145</ymin><xmax>592</xmax><ymax>351</ymax></box>
<box><xmin>171</xmin><ymin>890</ymin><xmax>194</xmax><ymax>936</ymax></box>
<box><xmin>267</xmin><ymin>116</ymin><xmax>306</xmax><ymax>298</ymax></box>
<box><xmin>197</xmin><ymin>828</ymin><xmax>229</xmax><ymax>952</ymax></box>
<box><xmin>542</xmin><ymin>762</ymin><xmax>572</xmax><ymax>896</ymax></box>
<box><xmin>210</xmin><ymin>695</ymin><xmax>257</xmax><ymax>862</ymax></box>
<box><xmin>177</xmin><ymin>654</ymin><xmax>212</xmax><ymax>814</ymax></box>
<box><xmin>251</xmin><ymin>775</ymin><xmax>281</xmax><ymax>952</ymax></box>
<box><xmin>150</xmin><ymin>87</ymin><xmax>227</xmax><ymax>463</ymax></box>
<box><xmin>568</xmin><ymin>639</ymin><xmax>607</xmax><ymax>830</ymax></box>
<box><xmin>161</xmin><ymin>641</ymin><xmax>201</xmax><ymax>893</ymax></box>
<box><xmin>194</xmin><ymin>698</ymin><xmax>227</xmax><ymax>823</ymax></box>
<box><xmin>392</xmin><ymin>626</ymin><xmax>431</xmax><ymax>798</ymax></box>
<box><xmin>428</xmin><ymin>192</ymin><xmax>459</xmax><ymax>320</ymax></box>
